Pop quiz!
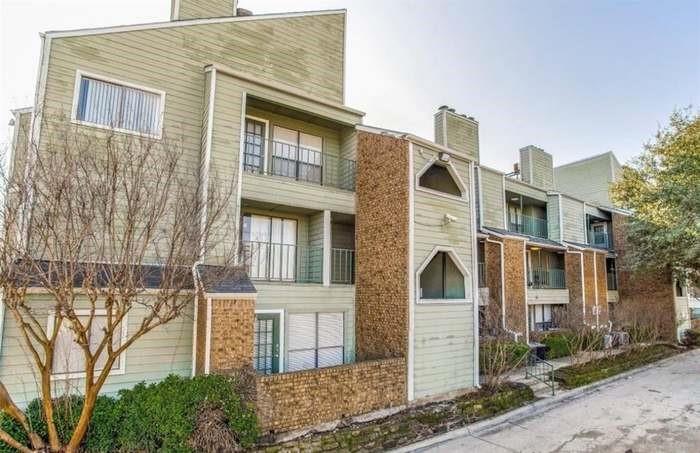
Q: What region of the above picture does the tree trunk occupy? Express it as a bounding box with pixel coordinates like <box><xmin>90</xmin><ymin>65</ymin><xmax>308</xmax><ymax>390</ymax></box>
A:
<box><xmin>40</xmin><ymin>369</ymin><xmax>61</xmax><ymax>451</ymax></box>
<box><xmin>64</xmin><ymin>387</ymin><xmax>99</xmax><ymax>453</ymax></box>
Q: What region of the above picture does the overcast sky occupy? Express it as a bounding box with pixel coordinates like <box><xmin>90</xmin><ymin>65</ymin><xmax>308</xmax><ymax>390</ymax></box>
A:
<box><xmin>1</xmin><ymin>0</ymin><xmax>699</xmax><ymax>170</ymax></box>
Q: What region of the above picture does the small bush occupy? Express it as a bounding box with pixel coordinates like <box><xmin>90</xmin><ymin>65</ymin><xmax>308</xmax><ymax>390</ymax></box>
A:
<box><xmin>0</xmin><ymin>374</ymin><xmax>258</xmax><ymax>452</ymax></box>
<box><xmin>682</xmin><ymin>329</ymin><xmax>700</xmax><ymax>347</ymax></box>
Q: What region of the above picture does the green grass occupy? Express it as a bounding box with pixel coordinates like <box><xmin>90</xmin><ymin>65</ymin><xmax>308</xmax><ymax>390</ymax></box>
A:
<box><xmin>553</xmin><ymin>344</ymin><xmax>680</xmax><ymax>389</ymax></box>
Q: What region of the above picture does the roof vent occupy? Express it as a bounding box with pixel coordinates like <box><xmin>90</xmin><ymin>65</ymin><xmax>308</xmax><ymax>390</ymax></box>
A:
<box><xmin>237</xmin><ymin>8</ymin><xmax>253</xmax><ymax>16</ymax></box>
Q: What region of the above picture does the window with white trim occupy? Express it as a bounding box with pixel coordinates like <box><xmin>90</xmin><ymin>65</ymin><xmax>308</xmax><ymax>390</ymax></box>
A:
<box><xmin>420</xmin><ymin>251</ymin><xmax>466</xmax><ymax>299</ymax></box>
<box><xmin>49</xmin><ymin>311</ymin><xmax>125</xmax><ymax>377</ymax></box>
<box><xmin>287</xmin><ymin>312</ymin><xmax>344</xmax><ymax>372</ymax></box>
<box><xmin>74</xmin><ymin>74</ymin><xmax>163</xmax><ymax>136</ymax></box>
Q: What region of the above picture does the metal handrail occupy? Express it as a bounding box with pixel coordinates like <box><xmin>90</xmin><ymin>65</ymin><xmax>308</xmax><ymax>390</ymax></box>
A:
<box><xmin>239</xmin><ymin>241</ymin><xmax>323</xmax><ymax>283</ymax></box>
<box><xmin>243</xmin><ymin>137</ymin><xmax>356</xmax><ymax>191</ymax></box>
<box><xmin>508</xmin><ymin>214</ymin><xmax>548</xmax><ymax>238</ymax></box>
<box><xmin>529</xmin><ymin>268</ymin><xmax>566</xmax><ymax>289</ymax></box>
<box><xmin>478</xmin><ymin>262</ymin><xmax>487</xmax><ymax>287</ymax></box>
<box><xmin>525</xmin><ymin>351</ymin><xmax>555</xmax><ymax>396</ymax></box>
<box><xmin>589</xmin><ymin>230</ymin><xmax>610</xmax><ymax>248</ymax></box>
<box><xmin>331</xmin><ymin>248</ymin><xmax>355</xmax><ymax>284</ymax></box>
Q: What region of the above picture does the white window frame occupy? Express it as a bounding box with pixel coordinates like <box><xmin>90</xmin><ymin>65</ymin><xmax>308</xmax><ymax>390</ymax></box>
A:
<box><xmin>70</xmin><ymin>69</ymin><xmax>166</xmax><ymax>139</ymax></box>
<box><xmin>46</xmin><ymin>309</ymin><xmax>128</xmax><ymax>380</ymax></box>
<box><xmin>254</xmin><ymin>308</ymin><xmax>285</xmax><ymax>373</ymax></box>
<box><xmin>415</xmin><ymin>156</ymin><xmax>469</xmax><ymax>202</ymax></box>
<box><xmin>244</xmin><ymin>115</ymin><xmax>270</xmax><ymax>171</ymax></box>
<box><xmin>416</xmin><ymin>246</ymin><xmax>471</xmax><ymax>305</ymax></box>
<box><xmin>286</xmin><ymin>311</ymin><xmax>345</xmax><ymax>372</ymax></box>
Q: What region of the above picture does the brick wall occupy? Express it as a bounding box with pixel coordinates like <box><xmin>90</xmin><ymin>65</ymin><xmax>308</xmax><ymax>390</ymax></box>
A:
<box><xmin>612</xmin><ymin>213</ymin><xmax>676</xmax><ymax>340</ymax></box>
<box><xmin>484</xmin><ymin>240</ymin><xmax>503</xmax><ymax>324</ymax></box>
<box><xmin>256</xmin><ymin>358</ymin><xmax>407</xmax><ymax>433</ymax></box>
<box><xmin>195</xmin><ymin>295</ymin><xmax>208</xmax><ymax>375</ymax></box>
<box><xmin>355</xmin><ymin>131</ymin><xmax>410</xmax><ymax>360</ymax></box>
<box><xmin>503</xmin><ymin>238</ymin><xmax>526</xmax><ymax>336</ymax></box>
<box><xmin>595</xmin><ymin>252</ymin><xmax>609</xmax><ymax>325</ymax></box>
<box><xmin>565</xmin><ymin>251</ymin><xmax>584</xmax><ymax>326</ymax></box>
<box><xmin>583</xmin><ymin>251</ymin><xmax>596</xmax><ymax>325</ymax></box>
<box><xmin>209</xmin><ymin>298</ymin><xmax>255</xmax><ymax>372</ymax></box>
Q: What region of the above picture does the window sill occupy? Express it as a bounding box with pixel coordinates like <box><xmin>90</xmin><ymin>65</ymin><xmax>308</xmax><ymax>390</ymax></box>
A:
<box><xmin>70</xmin><ymin>119</ymin><xmax>162</xmax><ymax>140</ymax></box>
<box><xmin>418</xmin><ymin>298</ymin><xmax>470</xmax><ymax>305</ymax></box>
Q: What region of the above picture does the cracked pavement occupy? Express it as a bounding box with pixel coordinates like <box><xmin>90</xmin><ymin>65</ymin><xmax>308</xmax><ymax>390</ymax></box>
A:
<box><xmin>420</xmin><ymin>349</ymin><xmax>700</xmax><ymax>452</ymax></box>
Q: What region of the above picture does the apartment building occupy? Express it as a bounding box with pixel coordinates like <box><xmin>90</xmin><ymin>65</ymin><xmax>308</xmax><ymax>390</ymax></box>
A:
<box><xmin>1</xmin><ymin>0</ymin><xmax>481</xmax><ymax>434</ymax></box>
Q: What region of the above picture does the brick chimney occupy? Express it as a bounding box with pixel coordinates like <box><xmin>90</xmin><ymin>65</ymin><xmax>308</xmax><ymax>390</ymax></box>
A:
<box><xmin>519</xmin><ymin>145</ymin><xmax>554</xmax><ymax>189</ymax></box>
<box><xmin>434</xmin><ymin>106</ymin><xmax>479</xmax><ymax>162</ymax></box>
<box><xmin>171</xmin><ymin>0</ymin><xmax>238</xmax><ymax>21</ymax></box>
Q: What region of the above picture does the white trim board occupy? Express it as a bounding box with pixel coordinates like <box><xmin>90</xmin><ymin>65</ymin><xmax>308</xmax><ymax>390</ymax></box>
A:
<box><xmin>407</xmin><ymin>141</ymin><xmax>415</xmax><ymax>401</ymax></box>
<box><xmin>45</xmin><ymin>9</ymin><xmax>348</xmax><ymax>39</ymax></box>
<box><xmin>415</xmin><ymin>155</ymin><xmax>469</xmax><ymax>201</ymax></box>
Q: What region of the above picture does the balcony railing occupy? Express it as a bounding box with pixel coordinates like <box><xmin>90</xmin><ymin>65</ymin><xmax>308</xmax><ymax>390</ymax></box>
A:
<box><xmin>478</xmin><ymin>262</ymin><xmax>487</xmax><ymax>287</ymax></box>
<box><xmin>508</xmin><ymin>214</ymin><xmax>548</xmax><ymax>238</ymax></box>
<box><xmin>331</xmin><ymin>248</ymin><xmax>355</xmax><ymax>284</ymax></box>
<box><xmin>589</xmin><ymin>230</ymin><xmax>610</xmax><ymax>248</ymax></box>
<box><xmin>533</xmin><ymin>321</ymin><xmax>557</xmax><ymax>332</ymax></box>
<box><xmin>607</xmin><ymin>271</ymin><xmax>618</xmax><ymax>290</ymax></box>
<box><xmin>240</xmin><ymin>241</ymin><xmax>323</xmax><ymax>283</ymax></box>
<box><xmin>243</xmin><ymin>138</ymin><xmax>356</xmax><ymax>191</ymax></box>
<box><xmin>528</xmin><ymin>268</ymin><xmax>566</xmax><ymax>289</ymax></box>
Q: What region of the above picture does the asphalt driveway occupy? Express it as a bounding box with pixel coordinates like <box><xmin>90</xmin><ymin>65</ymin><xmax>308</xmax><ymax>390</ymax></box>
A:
<box><xmin>416</xmin><ymin>349</ymin><xmax>700</xmax><ymax>452</ymax></box>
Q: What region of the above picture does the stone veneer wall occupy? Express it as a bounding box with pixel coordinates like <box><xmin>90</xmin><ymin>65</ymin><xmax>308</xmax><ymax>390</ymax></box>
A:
<box><xmin>595</xmin><ymin>252</ymin><xmax>609</xmax><ymax>325</ymax></box>
<box><xmin>611</xmin><ymin>213</ymin><xmax>677</xmax><ymax>340</ymax></box>
<box><xmin>256</xmin><ymin>358</ymin><xmax>407</xmax><ymax>433</ymax></box>
<box><xmin>209</xmin><ymin>298</ymin><xmax>255</xmax><ymax>372</ymax></box>
<box><xmin>355</xmin><ymin>131</ymin><xmax>410</xmax><ymax>360</ymax></box>
<box><xmin>502</xmin><ymin>238</ymin><xmax>526</xmax><ymax>336</ymax></box>
<box><xmin>195</xmin><ymin>295</ymin><xmax>208</xmax><ymax>375</ymax></box>
<box><xmin>565</xmin><ymin>251</ymin><xmax>584</xmax><ymax>325</ymax></box>
<box><xmin>484</xmin><ymin>240</ymin><xmax>503</xmax><ymax>322</ymax></box>
<box><xmin>583</xmin><ymin>251</ymin><xmax>597</xmax><ymax>325</ymax></box>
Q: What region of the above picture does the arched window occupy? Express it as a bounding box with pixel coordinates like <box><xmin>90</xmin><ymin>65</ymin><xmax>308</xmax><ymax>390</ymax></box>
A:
<box><xmin>420</xmin><ymin>251</ymin><xmax>466</xmax><ymax>299</ymax></box>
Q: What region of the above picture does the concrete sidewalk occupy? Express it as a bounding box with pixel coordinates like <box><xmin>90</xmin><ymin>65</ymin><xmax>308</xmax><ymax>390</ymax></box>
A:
<box><xmin>397</xmin><ymin>349</ymin><xmax>699</xmax><ymax>453</ymax></box>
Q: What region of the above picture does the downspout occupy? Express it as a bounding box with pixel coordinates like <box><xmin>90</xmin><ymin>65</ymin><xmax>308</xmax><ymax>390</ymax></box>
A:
<box><xmin>469</xmin><ymin>162</ymin><xmax>480</xmax><ymax>388</ymax></box>
<box><xmin>523</xmin><ymin>243</ymin><xmax>530</xmax><ymax>344</ymax></box>
<box><xmin>191</xmin><ymin>260</ymin><xmax>202</xmax><ymax>376</ymax></box>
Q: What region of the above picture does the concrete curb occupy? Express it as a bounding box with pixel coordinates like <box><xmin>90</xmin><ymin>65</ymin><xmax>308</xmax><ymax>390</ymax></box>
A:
<box><xmin>392</xmin><ymin>349</ymin><xmax>691</xmax><ymax>453</ymax></box>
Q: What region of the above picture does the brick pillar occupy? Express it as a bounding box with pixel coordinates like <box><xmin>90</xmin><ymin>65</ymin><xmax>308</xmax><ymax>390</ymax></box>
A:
<box><xmin>502</xmin><ymin>238</ymin><xmax>526</xmax><ymax>337</ymax></box>
<box><xmin>582</xmin><ymin>250</ymin><xmax>596</xmax><ymax>326</ymax></box>
<box><xmin>195</xmin><ymin>297</ymin><xmax>256</xmax><ymax>375</ymax></box>
<box><xmin>565</xmin><ymin>251</ymin><xmax>584</xmax><ymax>326</ymax></box>
<box><xmin>483</xmin><ymin>240</ymin><xmax>503</xmax><ymax>326</ymax></box>
<box><xmin>611</xmin><ymin>213</ymin><xmax>676</xmax><ymax>340</ymax></box>
<box><xmin>595</xmin><ymin>252</ymin><xmax>609</xmax><ymax>326</ymax></box>
<box><xmin>355</xmin><ymin>131</ymin><xmax>410</xmax><ymax>360</ymax></box>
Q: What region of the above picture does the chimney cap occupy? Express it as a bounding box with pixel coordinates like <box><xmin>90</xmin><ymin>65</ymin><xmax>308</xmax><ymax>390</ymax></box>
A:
<box><xmin>438</xmin><ymin>105</ymin><xmax>450</xmax><ymax>111</ymax></box>
<box><xmin>236</xmin><ymin>7</ymin><xmax>253</xmax><ymax>16</ymax></box>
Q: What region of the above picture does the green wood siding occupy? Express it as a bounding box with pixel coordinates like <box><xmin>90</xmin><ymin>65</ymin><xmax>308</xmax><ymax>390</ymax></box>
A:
<box><xmin>254</xmin><ymin>283</ymin><xmax>356</xmax><ymax>367</ymax></box>
<box><xmin>519</xmin><ymin>145</ymin><xmax>554</xmax><ymax>190</ymax></box>
<box><xmin>504</xmin><ymin>178</ymin><xmax>547</xmax><ymax>202</ymax></box>
<box><xmin>0</xmin><ymin>294</ymin><xmax>193</xmax><ymax>407</ymax></box>
<box><xmin>561</xmin><ymin>195</ymin><xmax>585</xmax><ymax>243</ymax></box>
<box><xmin>479</xmin><ymin>167</ymin><xmax>505</xmax><ymax>229</ymax></box>
<box><xmin>412</xmin><ymin>144</ymin><xmax>476</xmax><ymax>398</ymax></box>
<box><xmin>554</xmin><ymin>153</ymin><xmax>620</xmax><ymax>207</ymax></box>
<box><xmin>177</xmin><ymin>0</ymin><xmax>236</xmax><ymax>20</ymax></box>
<box><xmin>547</xmin><ymin>194</ymin><xmax>561</xmax><ymax>242</ymax></box>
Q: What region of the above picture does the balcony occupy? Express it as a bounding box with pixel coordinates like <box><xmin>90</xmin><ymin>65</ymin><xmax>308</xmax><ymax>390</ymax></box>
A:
<box><xmin>240</xmin><ymin>242</ymin><xmax>356</xmax><ymax>285</ymax></box>
<box><xmin>243</xmin><ymin>138</ymin><xmax>356</xmax><ymax>191</ymax></box>
<box><xmin>478</xmin><ymin>262</ymin><xmax>487</xmax><ymax>288</ymax></box>
<box><xmin>509</xmin><ymin>214</ymin><xmax>548</xmax><ymax>238</ymax></box>
<box><xmin>528</xmin><ymin>268</ymin><xmax>566</xmax><ymax>289</ymax></box>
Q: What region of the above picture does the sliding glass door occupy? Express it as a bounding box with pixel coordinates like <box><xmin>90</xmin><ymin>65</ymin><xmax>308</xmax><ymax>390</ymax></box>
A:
<box><xmin>242</xmin><ymin>214</ymin><xmax>297</xmax><ymax>281</ymax></box>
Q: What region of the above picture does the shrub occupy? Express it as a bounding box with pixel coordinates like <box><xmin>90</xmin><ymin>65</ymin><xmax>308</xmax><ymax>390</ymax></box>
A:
<box><xmin>0</xmin><ymin>374</ymin><xmax>258</xmax><ymax>452</ymax></box>
<box><xmin>539</xmin><ymin>329</ymin><xmax>605</xmax><ymax>361</ymax></box>
<box><xmin>479</xmin><ymin>339</ymin><xmax>530</xmax><ymax>388</ymax></box>
<box><xmin>682</xmin><ymin>329</ymin><xmax>700</xmax><ymax>347</ymax></box>
<box><xmin>540</xmin><ymin>333</ymin><xmax>571</xmax><ymax>359</ymax></box>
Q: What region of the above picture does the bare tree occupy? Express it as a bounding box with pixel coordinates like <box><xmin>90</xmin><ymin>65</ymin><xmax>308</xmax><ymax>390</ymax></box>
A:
<box><xmin>0</xmin><ymin>113</ymin><xmax>236</xmax><ymax>452</ymax></box>
<box><xmin>479</xmin><ymin>297</ymin><xmax>528</xmax><ymax>389</ymax></box>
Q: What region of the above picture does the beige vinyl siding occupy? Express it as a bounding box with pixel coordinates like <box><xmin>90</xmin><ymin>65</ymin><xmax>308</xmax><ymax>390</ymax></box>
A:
<box><xmin>10</xmin><ymin>111</ymin><xmax>32</xmax><ymax>185</ymax></box>
<box><xmin>607</xmin><ymin>290</ymin><xmax>619</xmax><ymax>303</ymax></box>
<box><xmin>177</xmin><ymin>0</ymin><xmax>236</xmax><ymax>20</ymax></box>
<box><xmin>547</xmin><ymin>194</ymin><xmax>561</xmax><ymax>242</ymax></box>
<box><xmin>584</xmin><ymin>204</ymin><xmax>611</xmax><ymax>220</ymax></box>
<box><xmin>504</xmin><ymin>178</ymin><xmax>547</xmax><ymax>202</ymax></box>
<box><xmin>479</xmin><ymin>167</ymin><xmax>505</xmax><ymax>229</ymax></box>
<box><xmin>527</xmin><ymin>289</ymin><xmax>569</xmax><ymax>305</ymax></box>
<box><xmin>519</xmin><ymin>146</ymin><xmax>554</xmax><ymax>190</ymax></box>
<box><xmin>561</xmin><ymin>195</ymin><xmax>585</xmax><ymax>243</ymax></box>
<box><xmin>339</xmin><ymin>128</ymin><xmax>357</xmax><ymax>161</ymax></box>
<box><xmin>0</xmin><ymin>294</ymin><xmax>193</xmax><ymax>407</ymax></box>
<box><xmin>412</xmin><ymin>144</ymin><xmax>475</xmax><ymax>398</ymax></box>
<box><xmin>554</xmin><ymin>153</ymin><xmax>619</xmax><ymax>206</ymax></box>
<box><xmin>253</xmin><ymin>283</ymin><xmax>356</xmax><ymax>366</ymax></box>
<box><xmin>441</xmin><ymin>111</ymin><xmax>479</xmax><ymax>161</ymax></box>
